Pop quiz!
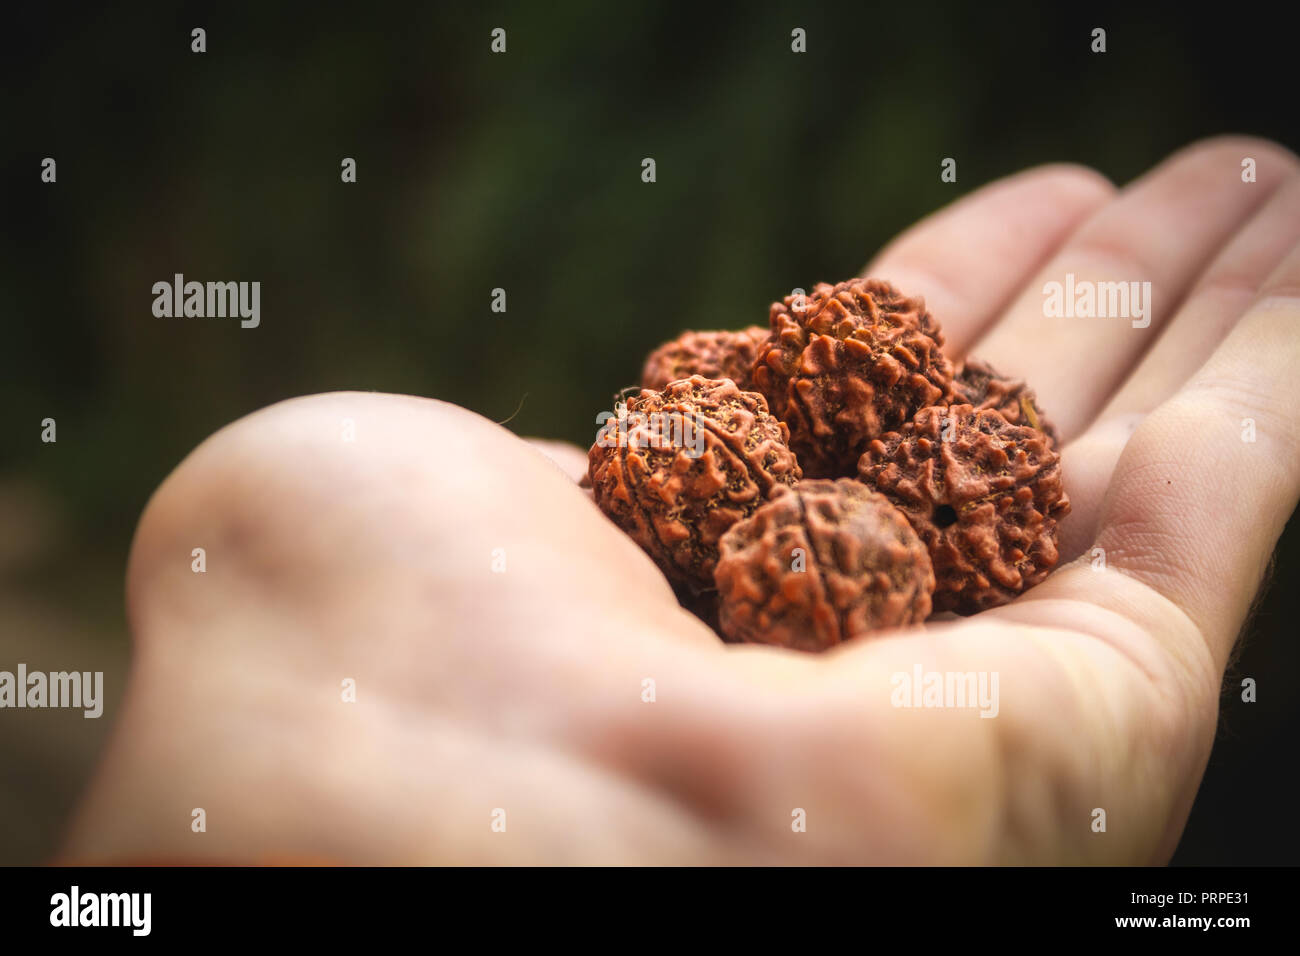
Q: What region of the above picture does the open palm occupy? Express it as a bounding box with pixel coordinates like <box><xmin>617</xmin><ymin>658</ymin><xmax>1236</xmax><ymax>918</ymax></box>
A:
<box><xmin>64</xmin><ymin>136</ymin><xmax>1300</xmax><ymax>864</ymax></box>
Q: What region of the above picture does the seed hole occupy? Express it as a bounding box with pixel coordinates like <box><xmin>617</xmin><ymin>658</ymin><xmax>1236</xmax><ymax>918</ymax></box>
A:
<box><xmin>934</xmin><ymin>505</ymin><xmax>958</xmax><ymax>528</ymax></box>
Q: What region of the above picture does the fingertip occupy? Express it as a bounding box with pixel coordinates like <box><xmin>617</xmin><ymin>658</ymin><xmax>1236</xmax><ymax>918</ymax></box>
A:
<box><xmin>1159</xmin><ymin>135</ymin><xmax>1300</xmax><ymax>182</ymax></box>
<box><xmin>999</xmin><ymin>162</ymin><xmax>1117</xmax><ymax>207</ymax></box>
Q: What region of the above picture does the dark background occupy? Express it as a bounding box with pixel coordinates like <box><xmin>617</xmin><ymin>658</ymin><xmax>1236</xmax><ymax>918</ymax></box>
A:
<box><xmin>0</xmin><ymin>2</ymin><xmax>1295</xmax><ymax>865</ymax></box>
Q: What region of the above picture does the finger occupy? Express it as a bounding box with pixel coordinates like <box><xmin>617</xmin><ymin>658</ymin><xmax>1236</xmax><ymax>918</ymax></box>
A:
<box><xmin>972</xmin><ymin>136</ymin><xmax>1299</xmax><ymax>443</ymax></box>
<box><xmin>525</xmin><ymin>437</ymin><xmax>590</xmax><ymax>483</ymax></box>
<box><xmin>1102</xmin><ymin>173</ymin><xmax>1300</xmax><ymax>418</ymax></box>
<box><xmin>1055</xmin><ymin>172</ymin><xmax>1300</xmax><ymax>560</ymax></box>
<box><xmin>1055</xmin><ymin>243</ymin><xmax>1300</xmax><ymax>674</ymax></box>
<box><xmin>863</xmin><ymin>164</ymin><xmax>1114</xmax><ymax>351</ymax></box>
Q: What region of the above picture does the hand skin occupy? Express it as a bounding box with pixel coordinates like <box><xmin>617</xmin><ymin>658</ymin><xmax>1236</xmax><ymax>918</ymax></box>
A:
<box><xmin>61</xmin><ymin>136</ymin><xmax>1300</xmax><ymax>865</ymax></box>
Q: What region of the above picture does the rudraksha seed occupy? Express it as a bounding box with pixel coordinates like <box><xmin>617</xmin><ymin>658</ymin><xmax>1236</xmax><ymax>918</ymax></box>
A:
<box><xmin>588</xmin><ymin>375</ymin><xmax>802</xmax><ymax>589</ymax></box>
<box><xmin>858</xmin><ymin>404</ymin><xmax>1070</xmax><ymax>614</ymax></box>
<box><xmin>641</xmin><ymin>327</ymin><xmax>770</xmax><ymax>392</ymax></box>
<box><xmin>713</xmin><ymin>479</ymin><xmax>934</xmax><ymax>651</ymax></box>
<box><xmin>953</xmin><ymin>357</ymin><xmax>1060</xmax><ymax>446</ymax></box>
<box><xmin>751</xmin><ymin>278</ymin><xmax>955</xmax><ymax>478</ymax></box>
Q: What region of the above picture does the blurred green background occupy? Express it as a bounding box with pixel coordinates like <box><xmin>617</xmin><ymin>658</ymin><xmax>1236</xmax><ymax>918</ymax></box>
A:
<box><xmin>1</xmin><ymin>2</ymin><xmax>1296</xmax><ymax>864</ymax></box>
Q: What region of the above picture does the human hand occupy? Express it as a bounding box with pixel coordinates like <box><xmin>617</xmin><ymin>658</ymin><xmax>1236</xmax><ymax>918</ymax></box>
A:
<box><xmin>62</xmin><ymin>136</ymin><xmax>1300</xmax><ymax>864</ymax></box>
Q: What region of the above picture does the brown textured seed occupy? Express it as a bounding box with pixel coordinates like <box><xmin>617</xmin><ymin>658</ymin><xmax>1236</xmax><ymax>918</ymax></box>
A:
<box><xmin>641</xmin><ymin>327</ymin><xmax>770</xmax><ymax>392</ymax></box>
<box><xmin>714</xmin><ymin>479</ymin><xmax>934</xmax><ymax>651</ymax></box>
<box><xmin>859</xmin><ymin>404</ymin><xmax>1070</xmax><ymax>614</ymax></box>
<box><xmin>751</xmin><ymin>278</ymin><xmax>955</xmax><ymax>478</ymax></box>
<box><xmin>953</xmin><ymin>357</ymin><xmax>1060</xmax><ymax>446</ymax></box>
<box><xmin>588</xmin><ymin>375</ymin><xmax>802</xmax><ymax>589</ymax></box>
